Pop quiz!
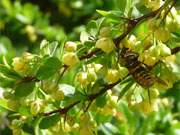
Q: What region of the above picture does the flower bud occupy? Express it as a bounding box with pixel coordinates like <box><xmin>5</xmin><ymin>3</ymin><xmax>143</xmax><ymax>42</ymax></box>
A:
<box><xmin>93</xmin><ymin>63</ymin><xmax>103</xmax><ymax>73</ymax></box>
<box><xmin>71</xmin><ymin>123</ymin><xmax>80</xmax><ymax>131</ymax></box>
<box><xmin>62</xmin><ymin>52</ymin><xmax>79</xmax><ymax>66</ymax></box>
<box><xmin>3</xmin><ymin>91</ymin><xmax>13</xmax><ymax>99</ymax></box>
<box><xmin>99</xmin><ymin>105</ymin><xmax>117</xmax><ymax>116</ymax></box>
<box><xmin>25</xmin><ymin>25</ymin><xmax>35</xmax><ymax>35</ymax></box>
<box><xmin>76</xmin><ymin>72</ymin><xmax>89</xmax><ymax>86</ymax></box>
<box><xmin>135</xmin><ymin>100</ymin><xmax>158</xmax><ymax>113</ymax></box>
<box><xmin>161</xmin><ymin>98</ymin><xmax>169</xmax><ymax>107</ymax></box>
<box><xmin>12</xmin><ymin>57</ymin><xmax>26</xmax><ymax>73</ymax></box>
<box><xmin>166</xmin><ymin>16</ymin><xmax>180</xmax><ymax>32</ymax></box>
<box><xmin>11</xmin><ymin>119</ymin><xmax>23</xmax><ymax>128</ymax></box>
<box><xmin>87</xmin><ymin>69</ymin><xmax>97</xmax><ymax>82</ymax></box>
<box><xmin>80</xmin><ymin>114</ymin><xmax>90</xmax><ymax>125</ymax></box>
<box><xmin>149</xmin><ymin>45</ymin><xmax>161</xmax><ymax>58</ymax></box>
<box><xmin>144</xmin><ymin>0</ymin><xmax>161</xmax><ymax>10</ymax></box>
<box><xmin>7</xmin><ymin>99</ymin><xmax>20</xmax><ymax>111</ymax></box>
<box><xmin>95</xmin><ymin>37</ymin><xmax>115</xmax><ymax>53</ymax></box>
<box><xmin>149</xmin><ymin>88</ymin><xmax>159</xmax><ymax>98</ymax></box>
<box><xmin>12</xmin><ymin>52</ymin><xmax>37</xmax><ymax>75</ymax></box>
<box><xmin>143</xmin><ymin>56</ymin><xmax>157</xmax><ymax>66</ymax></box>
<box><xmin>99</xmin><ymin>27</ymin><xmax>111</xmax><ymax>38</ymax></box>
<box><xmin>106</xmin><ymin>69</ymin><xmax>120</xmax><ymax>83</ymax></box>
<box><xmin>108</xmin><ymin>95</ymin><xmax>118</xmax><ymax>108</ymax></box>
<box><xmin>52</xmin><ymin>90</ymin><xmax>64</xmax><ymax>101</ymax></box>
<box><xmin>154</xmin><ymin>27</ymin><xmax>170</xmax><ymax>42</ymax></box>
<box><xmin>22</xmin><ymin>52</ymin><xmax>34</xmax><ymax>62</ymax></box>
<box><xmin>147</xmin><ymin>18</ymin><xmax>161</xmax><ymax>31</ymax></box>
<box><xmin>67</xmin><ymin>116</ymin><xmax>76</xmax><ymax>126</ymax></box>
<box><xmin>12</xmin><ymin>128</ymin><xmax>22</xmax><ymax>135</ymax></box>
<box><xmin>119</xmin><ymin>36</ymin><xmax>136</xmax><ymax>49</ymax></box>
<box><xmin>80</xmin><ymin>126</ymin><xmax>94</xmax><ymax>135</ymax></box>
<box><xmin>43</xmin><ymin>81</ymin><xmax>59</xmax><ymax>94</ymax></box>
<box><xmin>159</xmin><ymin>42</ymin><xmax>171</xmax><ymax>56</ymax></box>
<box><xmin>119</xmin><ymin>66</ymin><xmax>129</xmax><ymax>79</ymax></box>
<box><xmin>142</xmin><ymin>36</ymin><xmax>153</xmax><ymax>50</ymax></box>
<box><xmin>30</xmin><ymin>100</ymin><xmax>44</xmax><ymax>115</ymax></box>
<box><xmin>64</xmin><ymin>41</ymin><xmax>77</xmax><ymax>52</ymax></box>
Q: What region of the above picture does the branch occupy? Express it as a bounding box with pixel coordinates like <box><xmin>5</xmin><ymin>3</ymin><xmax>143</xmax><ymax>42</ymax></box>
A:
<box><xmin>162</xmin><ymin>0</ymin><xmax>177</xmax><ymax>21</ymax></box>
<box><xmin>42</xmin><ymin>101</ymin><xmax>80</xmax><ymax>116</ymax></box>
<box><xmin>113</xmin><ymin>2</ymin><xmax>167</xmax><ymax>47</ymax></box>
<box><xmin>88</xmin><ymin>79</ymin><xmax>122</xmax><ymax>101</ymax></box>
<box><xmin>42</xmin><ymin>78</ymin><xmax>122</xmax><ymax>116</ymax></box>
<box><xmin>79</xmin><ymin>49</ymin><xmax>101</xmax><ymax>60</ymax></box>
<box><xmin>57</xmin><ymin>65</ymin><xmax>69</xmax><ymax>83</ymax></box>
<box><xmin>171</xmin><ymin>47</ymin><xmax>180</xmax><ymax>54</ymax></box>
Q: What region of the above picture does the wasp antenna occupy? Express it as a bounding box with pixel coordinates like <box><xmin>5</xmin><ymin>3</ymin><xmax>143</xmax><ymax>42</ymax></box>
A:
<box><xmin>155</xmin><ymin>76</ymin><xmax>167</xmax><ymax>86</ymax></box>
<box><xmin>63</xmin><ymin>113</ymin><xmax>67</xmax><ymax>129</ymax></box>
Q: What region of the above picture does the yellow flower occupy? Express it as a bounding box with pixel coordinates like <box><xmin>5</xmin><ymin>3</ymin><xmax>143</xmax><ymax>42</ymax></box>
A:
<box><xmin>62</xmin><ymin>52</ymin><xmax>79</xmax><ymax>66</ymax></box>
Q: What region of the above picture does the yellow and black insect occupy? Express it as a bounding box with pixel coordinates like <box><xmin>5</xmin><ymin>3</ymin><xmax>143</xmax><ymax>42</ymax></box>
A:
<box><xmin>120</xmin><ymin>47</ymin><xmax>165</xmax><ymax>88</ymax></box>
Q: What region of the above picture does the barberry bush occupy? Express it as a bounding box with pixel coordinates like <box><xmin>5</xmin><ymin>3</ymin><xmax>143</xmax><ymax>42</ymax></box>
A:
<box><xmin>0</xmin><ymin>0</ymin><xmax>180</xmax><ymax>135</ymax></box>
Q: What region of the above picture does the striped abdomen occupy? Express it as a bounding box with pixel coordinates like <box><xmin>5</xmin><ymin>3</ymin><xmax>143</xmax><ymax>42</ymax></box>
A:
<box><xmin>120</xmin><ymin>47</ymin><xmax>155</xmax><ymax>88</ymax></box>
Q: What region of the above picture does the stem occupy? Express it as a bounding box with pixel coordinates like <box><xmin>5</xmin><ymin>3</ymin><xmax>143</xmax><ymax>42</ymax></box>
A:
<box><xmin>79</xmin><ymin>49</ymin><xmax>101</xmax><ymax>60</ymax></box>
<box><xmin>162</xmin><ymin>0</ymin><xmax>177</xmax><ymax>21</ymax></box>
<box><xmin>43</xmin><ymin>101</ymin><xmax>80</xmax><ymax>116</ymax></box>
<box><xmin>56</xmin><ymin>65</ymin><xmax>68</xmax><ymax>84</ymax></box>
<box><xmin>171</xmin><ymin>47</ymin><xmax>180</xmax><ymax>54</ymax></box>
<box><xmin>42</xmin><ymin>78</ymin><xmax>122</xmax><ymax>116</ymax></box>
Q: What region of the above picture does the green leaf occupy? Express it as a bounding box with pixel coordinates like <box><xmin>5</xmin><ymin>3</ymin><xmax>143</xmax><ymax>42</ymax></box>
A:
<box><xmin>0</xmin><ymin>36</ymin><xmax>14</xmax><ymax>57</ymax></box>
<box><xmin>86</xmin><ymin>20</ymin><xmax>98</xmax><ymax>35</ymax></box>
<box><xmin>119</xmin><ymin>102</ymin><xmax>137</xmax><ymax>129</ymax></box>
<box><xmin>0</xmin><ymin>64</ymin><xmax>21</xmax><ymax>79</ymax></box>
<box><xmin>36</xmin><ymin>57</ymin><xmax>61</xmax><ymax>80</ymax></box>
<box><xmin>0</xmin><ymin>76</ymin><xmax>15</xmax><ymax>88</ymax></box>
<box><xmin>40</xmin><ymin>40</ymin><xmax>50</xmax><ymax>56</ymax></box>
<box><xmin>59</xmin><ymin>84</ymin><xmax>75</xmax><ymax>96</ymax></box>
<box><xmin>39</xmin><ymin>114</ymin><xmax>60</xmax><ymax>129</ymax></box>
<box><xmin>118</xmin><ymin>80</ymin><xmax>134</xmax><ymax>100</ymax></box>
<box><xmin>0</xmin><ymin>99</ymin><xmax>8</xmax><ymax>110</ymax></box>
<box><xmin>115</xmin><ymin>0</ymin><xmax>127</xmax><ymax>12</ymax></box>
<box><xmin>1</xmin><ymin>0</ymin><xmax>13</xmax><ymax>15</ymax></box>
<box><xmin>96</xmin><ymin>94</ymin><xmax>107</xmax><ymax>108</ymax></box>
<box><xmin>133</xmin><ymin>22</ymin><xmax>148</xmax><ymax>39</ymax></box>
<box><xmin>103</xmin><ymin>123</ymin><xmax>119</xmax><ymax>134</ymax></box>
<box><xmin>96</xmin><ymin>10</ymin><xmax>123</xmax><ymax>18</ymax></box>
<box><xmin>18</xmin><ymin>106</ymin><xmax>31</xmax><ymax>116</ymax></box>
<box><xmin>49</xmin><ymin>41</ymin><xmax>59</xmax><ymax>56</ymax></box>
<box><xmin>14</xmin><ymin>81</ymin><xmax>35</xmax><ymax>97</ymax></box>
<box><xmin>58</xmin><ymin>38</ymin><xmax>66</xmax><ymax>60</ymax></box>
<box><xmin>96</xmin><ymin>10</ymin><xmax>109</xmax><ymax>16</ymax></box>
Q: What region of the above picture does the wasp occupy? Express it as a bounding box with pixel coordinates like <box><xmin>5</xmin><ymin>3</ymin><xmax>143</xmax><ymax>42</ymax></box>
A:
<box><xmin>120</xmin><ymin>47</ymin><xmax>165</xmax><ymax>88</ymax></box>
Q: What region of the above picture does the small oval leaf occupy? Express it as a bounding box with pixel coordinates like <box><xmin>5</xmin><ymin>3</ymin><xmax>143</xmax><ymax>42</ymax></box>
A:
<box><xmin>36</xmin><ymin>57</ymin><xmax>61</xmax><ymax>80</ymax></box>
<box><xmin>14</xmin><ymin>81</ymin><xmax>35</xmax><ymax>97</ymax></box>
<box><xmin>39</xmin><ymin>114</ymin><xmax>60</xmax><ymax>129</ymax></box>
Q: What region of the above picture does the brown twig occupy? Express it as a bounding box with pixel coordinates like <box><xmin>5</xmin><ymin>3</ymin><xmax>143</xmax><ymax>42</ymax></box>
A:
<box><xmin>113</xmin><ymin>4</ymin><xmax>164</xmax><ymax>47</ymax></box>
<box><xmin>42</xmin><ymin>78</ymin><xmax>122</xmax><ymax>116</ymax></box>
<box><xmin>162</xmin><ymin>0</ymin><xmax>177</xmax><ymax>21</ymax></box>
<box><xmin>43</xmin><ymin>101</ymin><xmax>80</xmax><ymax>116</ymax></box>
<box><xmin>171</xmin><ymin>47</ymin><xmax>180</xmax><ymax>54</ymax></box>
<box><xmin>88</xmin><ymin>79</ymin><xmax>122</xmax><ymax>101</ymax></box>
<box><xmin>79</xmin><ymin>49</ymin><xmax>101</xmax><ymax>60</ymax></box>
<box><xmin>57</xmin><ymin>65</ymin><xmax>69</xmax><ymax>83</ymax></box>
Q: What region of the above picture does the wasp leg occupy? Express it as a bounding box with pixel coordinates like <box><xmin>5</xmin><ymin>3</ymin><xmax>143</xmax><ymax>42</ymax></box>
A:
<box><xmin>147</xmin><ymin>88</ymin><xmax>151</xmax><ymax>106</ymax></box>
